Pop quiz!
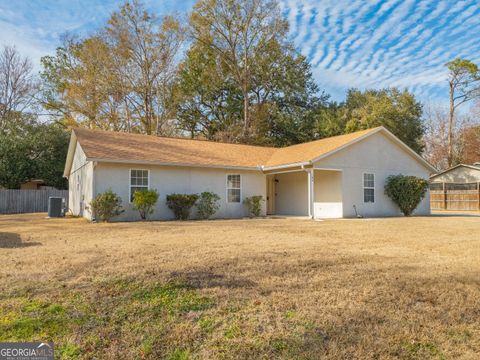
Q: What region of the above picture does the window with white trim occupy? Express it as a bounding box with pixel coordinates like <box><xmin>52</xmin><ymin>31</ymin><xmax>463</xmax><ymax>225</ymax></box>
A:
<box><xmin>363</xmin><ymin>173</ymin><xmax>375</xmax><ymax>203</ymax></box>
<box><xmin>227</xmin><ymin>174</ymin><xmax>241</xmax><ymax>203</ymax></box>
<box><xmin>130</xmin><ymin>169</ymin><xmax>149</xmax><ymax>202</ymax></box>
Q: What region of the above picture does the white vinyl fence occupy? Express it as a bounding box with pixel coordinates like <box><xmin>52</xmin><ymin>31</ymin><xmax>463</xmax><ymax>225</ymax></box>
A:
<box><xmin>0</xmin><ymin>189</ymin><xmax>68</xmax><ymax>214</ymax></box>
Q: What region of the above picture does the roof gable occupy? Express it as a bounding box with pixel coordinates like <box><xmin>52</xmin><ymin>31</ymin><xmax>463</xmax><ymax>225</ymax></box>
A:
<box><xmin>430</xmin><ymin>164</ymin><xmax>480</xmax><ymax>179</ymax></box>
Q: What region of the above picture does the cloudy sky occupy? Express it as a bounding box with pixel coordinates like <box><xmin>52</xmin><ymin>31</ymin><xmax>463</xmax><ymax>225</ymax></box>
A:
<box><xmin>0</xmin><ymin>0</ymin><xmax>479</xmax><ymax>105</ymax></box>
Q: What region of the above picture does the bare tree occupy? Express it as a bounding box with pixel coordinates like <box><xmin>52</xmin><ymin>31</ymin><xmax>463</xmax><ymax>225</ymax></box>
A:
<box><xmin>189</xmin><ymin>0</ymin><xmax>288</xmax><ymax>141</ymax></box>
<box><xmin>424</xmin><ymin>103</ymin><xmax>480</xmax><ymax>169</ymax></box>
<box><xmin>105</xmin><ymin>1</ymin><xmax>183</xmax><ymax>135</ymax></box>
<box><xmin>445</xmin><ymin>58</ymin><xmax>480</xmax><ymax>166</ymax></box>
<box><xmin>0</xmin><ymin>45</ymin><xmax>37</xmax><ymax>132</ymax></box>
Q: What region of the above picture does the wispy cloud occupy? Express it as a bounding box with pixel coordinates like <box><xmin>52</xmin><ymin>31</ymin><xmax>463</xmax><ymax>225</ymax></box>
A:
<box><xmin>0</xmin><ymin>0</ymin><xmax>478</xmax><ymax>105</ymax></box>
<box><xmin>284</xmin><ymin>0</ymin><xmax>480</xmax><ymax>103</ymax></box>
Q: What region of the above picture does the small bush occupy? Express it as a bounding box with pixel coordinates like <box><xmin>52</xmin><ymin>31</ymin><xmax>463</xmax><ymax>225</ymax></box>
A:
<box><xmin>243</xmin><ymin>195</ymin><xmax>264</xmax><ymax>217</ymax></box>
<box><xmin>384</xmin><ymin>175</ymin><xmax>429</xmax><ymax>216</ymax></box>
<box><xmin>90</xmin><ymin>190</ymin><xmax>124</xmax><ymax>222</ymax></box>
<box><xmin>196</xmin><ymin>192</ymin><xmax>220</xmax><ymax>219</ymax></box>
<box><xmin>166</xmin><ymin>194</ymin><xmax>199</xmax><ymax>220</ymax></box>
<box><xmin>132</xmin><ymin>189</ymin><xmax>160</xmax><ymax>220</ymax></box>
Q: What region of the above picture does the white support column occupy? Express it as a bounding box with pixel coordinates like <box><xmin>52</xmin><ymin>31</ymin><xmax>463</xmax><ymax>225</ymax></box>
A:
<box><xmin>307</xmin><ymin>169</ymin><xmax>315</xmax><ymax>218</ymax></box>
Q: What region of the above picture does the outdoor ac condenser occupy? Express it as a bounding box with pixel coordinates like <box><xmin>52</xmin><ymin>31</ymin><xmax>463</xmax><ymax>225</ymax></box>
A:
<box><xmin>48</xmin><ymin>197</ymin><xmax>64</xmax><ymax>218</ymax></box>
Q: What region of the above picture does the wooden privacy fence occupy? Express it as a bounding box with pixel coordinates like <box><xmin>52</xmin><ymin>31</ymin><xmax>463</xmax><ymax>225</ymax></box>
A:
<box><xmin>430</xmin><ymin>182</ymin><xmax>480</xmax><ymax>211</ymax></box>
<box><xmin>0</xmin><ymin>189</ymin><xmax>68</xmax><ymax>214</ymax></box>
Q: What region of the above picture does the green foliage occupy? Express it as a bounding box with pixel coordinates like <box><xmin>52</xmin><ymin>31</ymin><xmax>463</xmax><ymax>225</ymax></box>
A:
<box><xmin>0</xmin><ymin>121</ymin><xmax>69</xmax><ymax>189</ymax></box>
<box><xmin>196</xmin><ymin>191</ymin><xmax>220</xmax><ymax>220</ymax></box>
<box><xmin>132</xmin><ymin>189</ymin><xmax>159</xmax><ymax>220</ymax></box>
<box><xmin>384</xmin><ymin>175</ymin><xmax>429</xmax><ymax>216</ymax></box>
<box><xmin>166</xmin><ymin>194</ymin><xmax>199</xmax><ymax>220</ymax></box>
<box><xmin>243</xmin><ymin>195</ymin><xmax>264</xmax><ymax>217</ymax></box>
<box><xmin>341</xmin><ymin>88</ymin><xmax>425</xmax><ymax>153</ymax></box>
<box><xmin>178</xmin><ymin>0</ymin><xmax>325</xmax><ymax>145</ymax></box>
<box><xmin>132</xmin><ymin>280</ymin><xmax>212</xmax><ymax>315</ymax></box>
<box><xmin>90</xmin><ymin>190</ymin><xmax>124</xmax><ymax>222</ymax></box>
<box><xmin>446</xmin><ymin>58</ymin><xmax>480</xmax><ymax>82</ymax></box>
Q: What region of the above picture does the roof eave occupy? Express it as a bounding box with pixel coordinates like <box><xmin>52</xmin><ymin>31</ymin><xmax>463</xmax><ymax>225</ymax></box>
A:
<box><xmin>63</xmin><ymin>131</ymin><xmax>78</xmax><ymax>178</ymax></box>
<box><xmin>430</xmin><ymin>163</ymin><xmax>480</xmax><ymax>179</ymax></box>
<box><xmin>261</xmin><ymin>161</ymin><xmax>312</xmax><ymax>171</ymax></box>
<box><xmin>86</xmin><ymin>158</ymin><xmax>263</xmax><ymax>171</ymax></box>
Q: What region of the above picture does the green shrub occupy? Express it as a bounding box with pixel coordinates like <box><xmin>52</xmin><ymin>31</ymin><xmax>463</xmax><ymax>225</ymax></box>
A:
<box><xmin>90</xmin><ymin>190</ymin><xmax>124</xmax><ymax>222</ymax></box>
<box><xmin>384</xmin><ymin>175</ymin><xmax>429</xmax><ymax>216</ymax></box>
<box><xmin>132</xmin><ymin>189</ymin><xmax>160</xmax><ymax>220</ymax></box>
<box><xmin>243</xmin><ymin>195</ymin><xmax>264</xmax><ymax>217</ymax></box>
<box><xmin>196</xmin><ymin>192</ymin><xmax>220</xmax><ymax>219</ymax></box>
<box><xmin>166</xmin><ymin>194</ymin><xmax>199</xmax><ymax>220</ymax></box>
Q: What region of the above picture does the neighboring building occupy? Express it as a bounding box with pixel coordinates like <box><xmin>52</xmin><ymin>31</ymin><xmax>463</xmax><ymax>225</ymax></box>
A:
<box><xmin>0</xmin><ymin>179</ymin><xmax>50</xmax><ymax>190</ymax></box>
<box><xmin>430</xmin><ymin>163</ymin><xmax>480</xmax><ymax>184</ymax></box>
<box><xmin>63</xmin><ymin>126</ymin><xmax>436</xmax><ymax>221</ymax></box>
<box><xmin>20</xmin><ymin>179</ymin><xmax>46</xmax><ymax>190</ymax></box>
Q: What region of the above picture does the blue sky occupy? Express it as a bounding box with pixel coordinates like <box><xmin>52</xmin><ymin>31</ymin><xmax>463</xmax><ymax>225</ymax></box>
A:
<box><xmin>1</xmin><ymin>0</ymin><xmax>479</xmax><ymax>106</ymax></box>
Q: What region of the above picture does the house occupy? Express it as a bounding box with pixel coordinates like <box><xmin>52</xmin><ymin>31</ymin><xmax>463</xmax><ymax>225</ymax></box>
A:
<box><xmin>430</xmin><ymin>163</ymin><xmax>480</xmax><ymax>184</ymax></box>
<box><xmin>0</xmin><ymin>179</ymin><xmax>48</xmax><ymax>190</ymax></box>
<box><xmin>63</xmin><ymin>126</ymin><xmax>436</xmax><ymax>221</ymax></box>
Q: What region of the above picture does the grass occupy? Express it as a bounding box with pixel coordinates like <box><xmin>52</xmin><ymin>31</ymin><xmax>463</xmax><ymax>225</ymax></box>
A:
<box><xmin>0</xmin><ymin>213</ymin><xmax>479</xmax><ymax>359</ymax></box>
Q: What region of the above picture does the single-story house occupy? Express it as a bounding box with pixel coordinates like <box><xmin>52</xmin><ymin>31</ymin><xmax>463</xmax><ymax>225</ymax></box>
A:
<box><xmin>0</xmin><ymin>179</ymin><xmax>48</xmax><ymax>190</ymax></box>
<box><xmin>430</xmin><ymin>163</ymin><xmax>480</xmax><ymax>184</ymax></box>
<box><xmin>63</xmin><ymin>126</ymin><xmax>436</xmax><ymax>221</ymax></box>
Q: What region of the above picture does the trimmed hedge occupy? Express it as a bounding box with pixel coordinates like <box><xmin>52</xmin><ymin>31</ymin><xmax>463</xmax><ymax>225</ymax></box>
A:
<box><xmin>196</xmin><ymin>191</ymin><xmax>220</xmax><ymax>219</ymax></box>
<box><xmin>243</xmin><ymin>195</ymin><xmax>264</xmax><ymax>217</ymax></box>
<box><xmin>90</xmin><ymin>189</ymin><xmax>124</xmax><ymax>222</ymax></box>
<box><xmin>166</xmin><ymin>194</ymin><xmax>199</xmax><ymax>220</ymax></box>
<box><xmin>384</xmin><ymin>175</ymin><xmax>429</xmax><ymax>216</ymax></box>
<box><xmin>132</xmin><ymin>189</ymin><xmax>159</xmax><ymax>220</ymax></box>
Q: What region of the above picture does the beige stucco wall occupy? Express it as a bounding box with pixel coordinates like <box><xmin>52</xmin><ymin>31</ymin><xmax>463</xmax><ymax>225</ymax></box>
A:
<box><xmin>314</xmin><ymin>170</ymin><xmax>343</xmax><ymax>218</ymax></box>
<box><xmin>431</xmin><ymin>166</ymin><xmax>480</xmax><ymax>183</ymax></box>
<box><xmin>93</xmin><ymin>163</ymin><xmax>266</xmax><ymax>221</ymax></box>
<box><xmin>274</xmin><ymin>171</ymin><xmax>308</xmax><ymax>216</ymax></box>
<box><xmin>314</xmin><ymin>132</ymin><xmax>431</xmax><ymax>217</ymax></box>
<box><xmin>68</xmin><ymin>143</ymin><xmax>94</xmax><ymax>219</ymax></box>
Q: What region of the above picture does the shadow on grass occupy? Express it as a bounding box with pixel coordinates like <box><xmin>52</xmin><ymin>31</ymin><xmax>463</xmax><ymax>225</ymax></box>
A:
<box><xmin>0</xmin><ymin>233</ymin><xmax>41</xmax><ymax>248</ymax></box>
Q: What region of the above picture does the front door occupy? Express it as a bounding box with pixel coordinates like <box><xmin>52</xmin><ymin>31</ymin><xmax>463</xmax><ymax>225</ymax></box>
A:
<box><xmin>267</xmin><ymin>176</ymin><xmax>276</xmax><ymax>215</ymax></box>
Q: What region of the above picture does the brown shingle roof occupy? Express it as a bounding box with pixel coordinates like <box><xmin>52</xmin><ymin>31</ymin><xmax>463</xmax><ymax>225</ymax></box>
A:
<box><xmin>72</xmin><ymin>127</ymin><xmax>380</xmax><ymax>170</ymax></box>
<box><xmin>73</xmin><ymin>128</ymin><xmax>276</xmax><ymax>169</ymax></box>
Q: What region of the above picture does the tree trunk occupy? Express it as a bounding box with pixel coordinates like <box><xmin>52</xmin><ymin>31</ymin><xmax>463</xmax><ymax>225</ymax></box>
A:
<box><xmin>447</xmin><ymin>81</ymin><xmax>455</xmax><ymax>167</ymax></box>
<box><xmin>243</xmin><ymin>88</ymin><xmax>249</xmax><ymax>140</ymax></box>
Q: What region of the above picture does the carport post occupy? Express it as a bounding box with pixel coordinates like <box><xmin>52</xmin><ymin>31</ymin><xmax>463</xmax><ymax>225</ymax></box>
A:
<box><xmin>307</xmin><ymin>169</ymin><xmax>315</xmax><ymax>218</ymax></box>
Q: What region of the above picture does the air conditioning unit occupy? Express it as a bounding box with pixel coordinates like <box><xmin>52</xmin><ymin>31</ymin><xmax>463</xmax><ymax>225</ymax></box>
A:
<box><xmin>48</xmin><ymin>197</ymin><xmax>64</xmax><ymax>218</ymax></box>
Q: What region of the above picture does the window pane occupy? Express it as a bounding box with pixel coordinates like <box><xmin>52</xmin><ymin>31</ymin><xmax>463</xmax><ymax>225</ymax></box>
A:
<box><xmin>228</xmin><ymin>189</ymin><xmax>240</xmax><ymax>203</ymax></box>
<box><xmin>227</xmin><ymin>175</ymin><xmax>240</xmax><ymax>189</ymax></box>
<box><xmin>363</xmin><ymin>173</ymin><xmax>374</xmax><ymax>188</ymax></box>
<box><xmin>364</xmin><ymin>188</ymin><xmax>374</xmax><ymax>203</ymax></box>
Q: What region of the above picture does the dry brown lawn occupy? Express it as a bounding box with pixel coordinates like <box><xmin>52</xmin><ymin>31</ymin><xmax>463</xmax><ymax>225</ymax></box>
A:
<box><xmin>0</xmin><ymin>214</ymin><xmax>479</xmax><ymax>359</ymax></box>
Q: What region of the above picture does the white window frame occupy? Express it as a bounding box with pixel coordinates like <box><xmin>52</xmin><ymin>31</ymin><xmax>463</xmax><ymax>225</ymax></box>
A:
<box><xmin>226</xmin><ymin>174</ymin><xmax>241</xmax><ymax>203</ymax></box>
<box><xmin>363</xmin><ymin>172</ymin><xmax>375</xmax><ymax>203</ymax></box>
<box><xmin>129</xmin><ymin>169</ymin><xmax>150</xmax><ymax>203</ymax></box>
